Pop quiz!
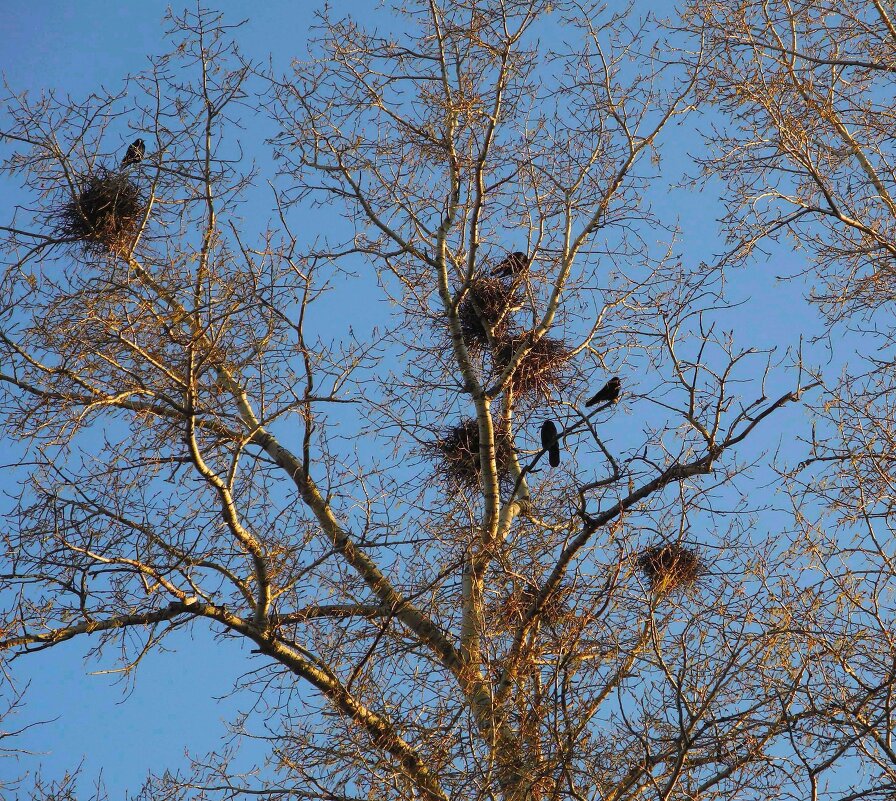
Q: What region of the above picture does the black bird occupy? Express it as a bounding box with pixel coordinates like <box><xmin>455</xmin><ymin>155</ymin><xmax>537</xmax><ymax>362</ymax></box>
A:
<box><xmin>540</xmin><ymin>420</ymin><xmax>561</xmax><ymax>468</ymax></box>
<box><xmin>586</xmin><ymin>376</ymin><xmax>621</xmax><ymax>407</ymax></box>
<box><xmin>491</xmin><ymin>251</ymin><xmax>530</xmax><ymax>279</ymax></box>
<box><xmin>121</xmin><ymin>138</ymin><xmax>146</xmax><ymax>168</ymax></box>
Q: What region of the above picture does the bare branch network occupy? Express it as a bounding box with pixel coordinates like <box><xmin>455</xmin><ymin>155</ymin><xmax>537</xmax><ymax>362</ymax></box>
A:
<box><xmin>0</xmin><ymin>2</ymin><xmax>894</xmax><ymax>800</ymax></box>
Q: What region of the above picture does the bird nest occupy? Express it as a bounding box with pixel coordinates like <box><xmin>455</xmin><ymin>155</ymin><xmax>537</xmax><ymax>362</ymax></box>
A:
<box><xmin>637</xmin><ymin>544</ymin><xmax>703</xmax><ymax>594</ymax></box>
<box><xmin>57</xmin><ymin>169</ymin><xmax>146</xmax><ymax>256</ymax></box>
<box><xmin>428</xmin><ymin>417</ymin><xmax>515</xmax><ymax>487</ymax></box>
<box><xmin>457</xmin><ymin>277</ymin><xmax>521</xmax><ymax>350</ymax></box>
<box><xmin>496</xmin><ymin>584</ymin><xmax>572</xmax><ymax>630</ymax></box>
<box><xmin>493</xmin><ymin>334</ymin><xmax>574</xmax><ymax>399</ymax></box>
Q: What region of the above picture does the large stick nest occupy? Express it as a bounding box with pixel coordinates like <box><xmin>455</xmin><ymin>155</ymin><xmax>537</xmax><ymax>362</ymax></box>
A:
<box><xmin>493</xmin><ymin>333</ymin><xmax>574</xmax><ymax>399</ymax></box>
<box><xmin>457</xmin><ymin>276</ymin><xmax>521</xmax><ymax>350</ymax></box>
<box><xmin>638</xmin><ymin>544</ymin><xmax>703</xmax><ymax>594</ymax></box>
<box><xmin>57</xmin><ymin>169</ymin><xmax>146</xmax><ymax>256</ymax></box>
<box><xmin>428</xmin><ymin>417</ymin><xmax>515</xmax><ymax>487</ymax></box>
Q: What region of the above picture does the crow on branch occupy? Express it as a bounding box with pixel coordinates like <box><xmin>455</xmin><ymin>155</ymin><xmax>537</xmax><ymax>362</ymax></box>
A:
<box><xmin>540</xmin><ymin>420</ymin><xmax>561</xmax><ymax>467</ymax></box>
<box><xmin>586</xmin><ymin>376</ymin><xmax>621</xmax><ymax>407</ymax></box>
<box><xmin>121</xmin><ymin>138</ymin><xmax>146</xmax><ymax>168</ymax></box>
<box><xmin>491</xmin><ymin>251</ymin><xmax>530</xmax><ymax>279</ymax></box>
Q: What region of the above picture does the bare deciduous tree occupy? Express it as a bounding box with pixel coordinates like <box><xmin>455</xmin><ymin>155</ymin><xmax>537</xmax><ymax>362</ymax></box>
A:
<box><xmin>0</xmin><ymin>3</ymin><xmax>832</xmax><ymax>800</ymax></box>
<box><xmin>688</xmin><ymin>2</ymin><xmax>896</xmax><ymax>798</ymax></box>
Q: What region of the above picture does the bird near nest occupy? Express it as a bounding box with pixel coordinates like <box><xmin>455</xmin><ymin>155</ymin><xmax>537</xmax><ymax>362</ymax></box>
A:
<box><xmin>540</xmin><ymin>420</ymin><xmax>561</xmax><ymax>467</ymax></box>
<box><xmin>491</xmin><ymin>251</ymin><xmax>530</xmax><ymax>279</ymax></box>
<box><xmin>586</xmin><ymin>376</ymin><xmax>621</xmax><ymax>407</ymax></box>
<box><xmin>121</xmin><ymin>138</ymin><xmax>146</xmax><ymax>168</ymax></box>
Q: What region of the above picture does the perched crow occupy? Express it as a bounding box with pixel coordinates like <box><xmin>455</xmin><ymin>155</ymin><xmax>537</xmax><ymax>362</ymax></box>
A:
<box><xmin>121</xmin><ymin>138</ymin><xmax>146</xmax><ymax>168</ymax></box>
<box><xmin>586</xmin><ymin>376</ymin><xmax>621</xmax><ymax>407</ymax></box>
<box><xmin>540</xmin><ymin>420</ymin><xmax>561</xmax><ymax>467</ymax></box>
<box><xmin>491</xmin><ymin>251</ymin><xmax>530</xmax><ymax>279</ymax></box>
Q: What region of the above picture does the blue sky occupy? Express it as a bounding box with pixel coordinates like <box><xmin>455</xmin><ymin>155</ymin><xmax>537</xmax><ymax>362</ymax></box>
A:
<box><xmin>0</xmin><ymin>2</ymin><xmax>839</xmax><ymax>797</ymax></box>
<box><xmin>3</xmin><ymin>5</ymin><xmax>324</xmax><ymax>793</ymax></box>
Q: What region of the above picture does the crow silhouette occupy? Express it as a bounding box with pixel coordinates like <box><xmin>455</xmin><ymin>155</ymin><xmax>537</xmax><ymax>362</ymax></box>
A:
<box><xmin>491</xmin><ymin>251</ymin><xmax>530</xmax><ymax>279</ymax></box>
<box><xmin>121</xmin><ymin>138</ymin><xmax>146</xmax><ymax>168</ymax></box>
<box><xmin>586</xmin><ymin>376</ymin><xmax>621</xmax><ymax>407</ymax></box>
<box><xmin>540</xmin><ymin>420</ymin><xmax>561</xmax><ymax>467</ymax></box>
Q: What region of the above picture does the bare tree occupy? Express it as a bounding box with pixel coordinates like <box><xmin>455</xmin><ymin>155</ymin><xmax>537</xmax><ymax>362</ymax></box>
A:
<box><xmin>0</xmin><ymin>3</ymin><xmax>825</xmax><ymax>800</ymax></box>
<box><xmin>687</xmin><ymin>2</ymin><xmax>896</xmax><ymax>798</ymax></box>
<box><xmin>687</xmin><ymin>0</ymin><xmax>896</xmax><ymax>319</ymax></box>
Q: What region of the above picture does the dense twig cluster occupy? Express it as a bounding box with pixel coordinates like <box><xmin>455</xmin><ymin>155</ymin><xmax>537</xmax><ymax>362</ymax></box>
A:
<box><xmin>429</xmin><ymin>417</ymin><xmax>515</xmax><ymax>487</ymax></box>
<box><xmin>56</xmin><ymin>169</ymin><xmax>145</xmax><ymax>256</ymax></box>
<box><xmin>637</xmin><ymin>544</ymin><xmax>703</xmax><ymax>594</ymax></box>
<box><xmin>432</xmin><ymin>257</ymin><xmax>574</xmax><ymax>485</ymax></box>
<box><xmin>455</xmin><ymin>258</ymin><xmax>574</xmax><ymax>401</ymax></box>
<box><xmin>496</xmin><ymin>583</ymin><xmax>572</xmax><ymax>630</ymax></box>
<box><xmin>458</xmin><ymin>276</ymin><xmax>521</xmax><ymax>350</ymax></box>
<box><xmin>493</xmin><ymin>333</ymin><xmax>574</xmax><ymax>400</ymax></box>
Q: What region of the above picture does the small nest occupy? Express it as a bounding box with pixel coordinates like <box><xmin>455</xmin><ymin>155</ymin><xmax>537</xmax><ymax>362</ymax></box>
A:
<box><xmin>428</xmin><ymin>417</ymin><xmax>515</xmax><ymax>487</ymax></box>
<box><xmin>457</xmin><ymin>277</ymin><xmax>521</xmax><ymax>350</ymax></box>
<box><xmin>493</xmin><ymin>333</ymin><xmax>574</xmax><ymax>399</ymax></box>
<box><xmin>638</xmin><ymin>544</ymin><xmax>702</xmax><ymax>594</ymax></box>
<box><xmin>57</xmin><ymin>169</ymin><xmax>145</xmax><ymax>256</ymax></box>
<box><xmin>497</xmin><ymin>584</ymin><xmax>572</xmax><ymax>630</ymax></box>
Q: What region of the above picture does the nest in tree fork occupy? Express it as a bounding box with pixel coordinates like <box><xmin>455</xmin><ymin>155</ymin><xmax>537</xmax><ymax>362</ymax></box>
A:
<box><xmin>493</xmin><ymin>333</ymin><xmax>573</xmax><ymax>399</ymax></box>
<box><xmin>57</xmin><ymin>169</ymin><xmax>146</xmax><ymax>256</ymax></box>
<box><xmin>457</xmin><ymin>276</ymin><xmax>521</xmax><ymax>350</ymax></box>
<box><xmin>497</xmin><ymin>584</ymin><xmax>572</xmax><ymax>630</ymax></box>
<box><xmin>429</xmin><ymin>417</ymin><xmax>515</xmax><ymax>487</ymax></box>
<box><xmin>638</xmin><ymin>544</ymin><xmax>702</xmax><ymax>594</ymax></box>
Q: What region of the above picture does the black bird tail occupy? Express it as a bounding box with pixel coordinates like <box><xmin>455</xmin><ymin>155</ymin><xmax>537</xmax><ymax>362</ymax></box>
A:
<box><xmin>548</xmin><ymin>443</ymin><xmax>560</xmax><ymax>467</ymax></box>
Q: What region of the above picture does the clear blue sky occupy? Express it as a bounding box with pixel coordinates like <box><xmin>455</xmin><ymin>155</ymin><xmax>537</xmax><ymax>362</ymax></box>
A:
<box><xmin>1</xmin><ymin>2</ymin><xmax>835</xmax><ymax>796</ymax></box>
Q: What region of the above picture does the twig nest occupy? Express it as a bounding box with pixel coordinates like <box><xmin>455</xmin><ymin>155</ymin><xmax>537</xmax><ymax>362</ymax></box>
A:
<box><xmin>637</xmin><ymin>544</ymin><xmax>703</xmax><ymax>594</ymax></box>
<box><xmin>457</xmin><ymin>276</ymin><xmax>521</xmax><ymax>350</ymax></box>
<box><xmin>57</xmin><ymin>169</ymin><xmax>146</xmax><ymax>256</ymax></box>
<box><xmin>497</xmin><ymin>584</ymin><xmax>572</xmax><ymax>629</ymax></box>
<box><xmin>429</xmin><ymin>417</ymin><xmax>514</xmax><ymax>487</ymax></box>
<box><xmin>493</xmin><ymin>333</ymin><xmax>573</xmax><ymax>399</ymax></box>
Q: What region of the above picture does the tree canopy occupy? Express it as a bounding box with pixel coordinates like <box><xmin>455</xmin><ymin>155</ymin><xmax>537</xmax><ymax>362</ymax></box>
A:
<box><xmin>1</xmin><ymin>2</ymin><xmax>895</xmax><ymax>800</ymax></box>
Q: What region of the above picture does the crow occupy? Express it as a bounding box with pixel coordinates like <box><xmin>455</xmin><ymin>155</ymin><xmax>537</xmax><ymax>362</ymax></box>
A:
<box><xmin>121</xmin><ymin>138</ymin><xmax>146</xmax><ymax>168</ymax></box>
<box><xmin>491</xmin><ymin>251</ymin><xmax>530</xmax><ymax>279</ymax></box>
<box><xmin>586</xmin><ymin>376</ymin><xmax>621</xmax><ymax>407</ymax></box>
<box><xmin>540</xmin><ymin>420</ymin><xmax>561</xmax><ymax>467</ymax></box>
